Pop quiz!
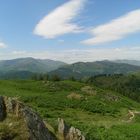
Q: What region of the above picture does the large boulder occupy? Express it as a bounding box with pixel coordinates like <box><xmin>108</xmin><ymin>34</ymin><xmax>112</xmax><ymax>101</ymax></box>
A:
<box><xmin>0</xmin><ymin>96</ymin><xmax>86</xmax><ymax>140</ymax></box>
<box><xmin>0</xmin><ymin>96</ymin><xmax>57</xmax><ymax>140</ymax></box>
<box><xmin>23</xmin><ymin>107</ymin><xmax>56</xmax><ymax>140</ymax></box>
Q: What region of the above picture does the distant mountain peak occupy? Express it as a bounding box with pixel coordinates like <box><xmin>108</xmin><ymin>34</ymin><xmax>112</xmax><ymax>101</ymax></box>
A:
<box><xmin>0</xmin><ymin>57</ymin><xmax>67</xmax><ymax>74</ymax></box>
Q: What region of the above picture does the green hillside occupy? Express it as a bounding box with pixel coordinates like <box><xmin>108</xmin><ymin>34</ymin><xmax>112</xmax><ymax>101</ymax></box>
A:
<box><xmin>49</xmin><ymin>61</ymin><xmax>140</xmax><ymax>79</ymax></box>
<box><xmin>0</xmin><ymin>80</ymin><xmax>140</xmax><ymax>139</ymax></box>
<box><xmin>87</xmin><ymin>73</ymin><xmax>140</xmax><ymax>102</ymax></box>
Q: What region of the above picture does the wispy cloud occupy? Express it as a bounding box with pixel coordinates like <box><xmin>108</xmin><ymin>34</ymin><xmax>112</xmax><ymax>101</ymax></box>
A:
<box><xmin>34</xmin><ymin>0</ymin><xmax>85</xmax><ymax>39</ymax></box>
<box><xmin>0</xmin><ymin>42</ymin><xmax>6</xmax><ymax>48</ymax></box>
<box><xmin>82</xmin><ymin>9</ymin><xmax>140</xmax><ymax>45</ymax></box>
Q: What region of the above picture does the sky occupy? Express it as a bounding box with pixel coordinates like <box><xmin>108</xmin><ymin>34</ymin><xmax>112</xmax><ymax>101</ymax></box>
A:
<box><xmin>0</xmin><ymin>0</ymin><xmax>140</xmax><ymax>63</ymax></box>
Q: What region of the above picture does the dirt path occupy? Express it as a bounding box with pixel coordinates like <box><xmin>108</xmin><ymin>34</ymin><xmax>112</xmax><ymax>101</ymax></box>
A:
<box><xmin>122</xmin><ymin>110</ymin><xmax>140</xmax><ymax>123</ymax></box>
<box><xmin>127</xmin><ymin>110</ymin><xmax>140</xmax><ymax>122</ymax></box>
<box><xmin>128</xmin><ymin>110</ymin><xmax>135</xmax><ymax>121</ymax></box>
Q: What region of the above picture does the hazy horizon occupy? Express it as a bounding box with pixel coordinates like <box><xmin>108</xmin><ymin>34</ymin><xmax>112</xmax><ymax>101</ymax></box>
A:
<box><xmin>0</xmin><ymin>57</ymin><xmax>140</xmax><ymax>64</ymax></box>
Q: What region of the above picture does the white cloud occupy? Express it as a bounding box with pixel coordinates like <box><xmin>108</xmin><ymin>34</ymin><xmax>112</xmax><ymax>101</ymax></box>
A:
<box><xmin>82</xmin><ymin>9</ymin><xmax>140</xmax><ymax>45</ymax></box>
<box><xmin>0</xmin><ymin>42</ymin><xmax>6</xmax><ymax>48</ymax></box>
<box><xmin>1</xmin><ymin>46</ymin><xmax>140</xmax><ymax>63</ymax></box>
<box><xmin>34</xmin><ymin>0</ymin><xmax>85</xmax><ymax>39</ymax></box>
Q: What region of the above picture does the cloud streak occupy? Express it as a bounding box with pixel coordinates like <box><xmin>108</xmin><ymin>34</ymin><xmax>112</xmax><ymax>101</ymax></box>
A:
<box><xmin>82</xmin><ymin>9</ymin><xmax>140</xmax><ymax>45</ymax></box>
<box><xmin>34</xmin><ymin>0</ymin><xmax>85</xmax><ymax>39</ymax></box>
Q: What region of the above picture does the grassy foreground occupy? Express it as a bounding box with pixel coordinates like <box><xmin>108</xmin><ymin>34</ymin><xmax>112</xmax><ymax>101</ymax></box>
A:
<box><xmin>0</xmin><ymin>80</ymin><xmax>140</xmax><ymax>140</ymax></box>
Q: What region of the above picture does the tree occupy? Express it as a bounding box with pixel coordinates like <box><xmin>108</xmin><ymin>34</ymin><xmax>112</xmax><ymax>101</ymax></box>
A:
<box><xmin>69</xmin><ymin>76</ymin><xmax>76</xmax><ymax>81</ymax></box>
<box><xmin>50</xmin><ymin>74</ymin><xmax>61</xmax><ymax>81</ymax></box>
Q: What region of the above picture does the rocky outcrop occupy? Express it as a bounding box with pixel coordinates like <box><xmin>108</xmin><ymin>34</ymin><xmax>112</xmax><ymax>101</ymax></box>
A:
<box><xmin>0</xmin><ymin>96</ymin><xmax>85</xmax><ymax>140</ymax></box>
<box><xmin>23</xmin><ymin>107</ymin><xmax>56</xmax><ymax>140</ymax></box>
<box><xmin>58</xmin><ymin>118</ymin><xmax>70</xmax><ymax>139</ymax></box>
<box><xmin>58</xmin><ymin>118</ymin><xmax>85</xmax><ymax>140</ymax></box>
<box><xmin>0</xmin><ymin>96</ymin><xmax>56</xmax><ymax>140</ymax></box>
<box><xmin>67</xmin><ymin>127</ymin><xmax>85</xmax><ymax>140</ymax></box>
<box><xmin>81</xmin><ymin>86</ymin><xmax>96</xmax><ymax>96</ymax></box>
<box><xmin>104</xmin><ymin>93</ymin><xmax>120</xmax><ymax>102</ymax></box>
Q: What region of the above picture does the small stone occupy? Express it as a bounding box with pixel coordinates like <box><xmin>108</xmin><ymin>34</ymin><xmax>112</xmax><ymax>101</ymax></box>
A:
<box><xmin>67</xmin><ymin>126</ymin><xmax>85</xmax><ymax>140</ymax></box>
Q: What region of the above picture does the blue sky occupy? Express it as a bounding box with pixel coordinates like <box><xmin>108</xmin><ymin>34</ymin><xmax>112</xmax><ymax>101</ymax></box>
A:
<box><xmin>0</xmin><ymin>0</ymin><xmax>140</xmax><ymax>63</ymax></box>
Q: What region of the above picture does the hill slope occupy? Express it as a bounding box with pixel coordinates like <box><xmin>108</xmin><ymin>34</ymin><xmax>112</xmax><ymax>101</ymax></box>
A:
<box><xmin>49</xmin><ymin>61</ymin><xmax>140</xmax><ymax>79</ymax></box>
<box><xmin>0</xmin><ymin>80</ymin><xmax>140</xmax><ymax>139</ymax></box>
<box><xmin>87</xmin><ymin>73</ymin><xmax>140</xmax><ymax>102</ymax></box>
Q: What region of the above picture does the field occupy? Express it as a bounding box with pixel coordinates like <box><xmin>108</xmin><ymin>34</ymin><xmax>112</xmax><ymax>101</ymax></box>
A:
<box><xmin>0</xmin><ymin>80</ymin><xmax>140</xmax><ymax>140</ymax></box>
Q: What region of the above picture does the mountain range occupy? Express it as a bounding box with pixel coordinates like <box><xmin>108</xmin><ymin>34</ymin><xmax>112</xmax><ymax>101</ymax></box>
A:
<box><xmin>114</xmin><ymin>60</ymin><xmax>140</xmax><ymax>66</ymax></box>
<box><xmin>49</xmin><ymin>60</ymin><xmax>140</xmax><ymax>79</ymax></box>
<box><xmin>0</xmin><ymin>57</ymin><xmax>66</xmax><ymax>73</ymax></box>
<box><xmin>0</xmin><ymin>58</ymin><xmax>140</xmax><ymax>79</ymax></box>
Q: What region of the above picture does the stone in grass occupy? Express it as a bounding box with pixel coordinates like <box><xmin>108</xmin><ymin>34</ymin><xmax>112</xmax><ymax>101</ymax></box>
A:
<box><xmin>58</xmin><ymin>118</ymin><xmax>85</xmax><ymax>140</ymax></box>
<box><xmin>67</xmin><ymin>127</ymin><xmax>85</xmax><ymax>140</ymax></box>
<box><xmin>67</xmin><ymin>93</ymin><xmax>83</xmax><ymax>100</ymax></box>
<box><xmin>81</xmin><ymin>86</ymin><xmax>96</xmax><ymax>96</ymax></box>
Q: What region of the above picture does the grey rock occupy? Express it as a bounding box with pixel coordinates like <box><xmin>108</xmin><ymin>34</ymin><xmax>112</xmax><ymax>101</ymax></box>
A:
<box><xmin>67</xmin><ymin>127</ymin><xmax>85</xmax><ymax>140</ymax></box>
<box><xmin>22</xmin><ymin>107</ymin><xmax>56</xmax><ymax>140</ymax></box>
<box><xmin>0</xmin><ymin>96</ymin><xmax>6</xmax><ymax>121</ymax></box>
<box><xmin>0</xmin><ymin>96</ymin><xmax>86</xmax><ymax>140</ymax></box>
<box><xmin>0</xmin><ymin>96</ymin><xmax>57</xmax><ymax>140</ymax></box>
<box><xmin>58</xmin><ymin>118</ymin><xmax>85</xmax><ymax>140</ymax></box>
<box><xmin>58</xmin><ymin>118</ymin><xmax>70</xmax><ymax>138</ymax></box>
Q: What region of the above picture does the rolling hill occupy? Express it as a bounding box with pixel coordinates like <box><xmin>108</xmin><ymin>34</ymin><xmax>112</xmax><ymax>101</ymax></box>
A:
<box><xmin>0</xmin><ymin>80</ymin><xmax>140</xmax><ymax>139</ymax></box>
<box><xmin>49</xmin><ymin>60</ymin><xmax>140</xmax><ymax>79</ymax></box>
<box><xmin>0</xmin><ymin>58</ymin><xmax>140</xmax><ymax>79</ymax></box>
<box><xmin>87</xmin><ymin>73</ymin><xmax>140</xmax><ymax>102</ymax></box>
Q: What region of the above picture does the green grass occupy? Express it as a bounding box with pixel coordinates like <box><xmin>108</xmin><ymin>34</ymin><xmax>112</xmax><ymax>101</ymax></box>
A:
<box><xmin>0</xmin><ymin>80</ymin><xmax>140</xmax><ymax>139</ymax></box>
<box><xmin>0</xmin><ymin>114</ymin><xmax>29</xmax><ymax>140</ymax></box>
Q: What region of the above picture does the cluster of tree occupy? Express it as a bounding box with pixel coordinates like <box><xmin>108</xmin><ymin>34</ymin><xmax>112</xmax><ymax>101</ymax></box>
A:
<box><xmin>31</xmin><ymin>73</ymin><xmax>61</xmax><ymax>81</ymax></box>
<box><xmin>31</xmin><ymin>73</ymin><xmax>77</xmax><ymax>82</ymax></box>
<box><xmin>85</xmin><ymin>74</ymin><xmax>140</xmax><ymax>102</ymax></box>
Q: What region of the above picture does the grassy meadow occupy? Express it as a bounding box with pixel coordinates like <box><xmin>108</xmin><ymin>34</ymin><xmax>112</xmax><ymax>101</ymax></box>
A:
<box><xmin>0</xmin><ymin>80</ymin><xmax>140</xmax><ymax>139</ymax></box>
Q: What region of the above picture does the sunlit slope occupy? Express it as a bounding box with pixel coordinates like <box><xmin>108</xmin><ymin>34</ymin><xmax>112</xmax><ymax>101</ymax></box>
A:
<box><xmin>0</xmin><ymin>80</ymin><xmax>140</xmax><ymax>139</ymax></box>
